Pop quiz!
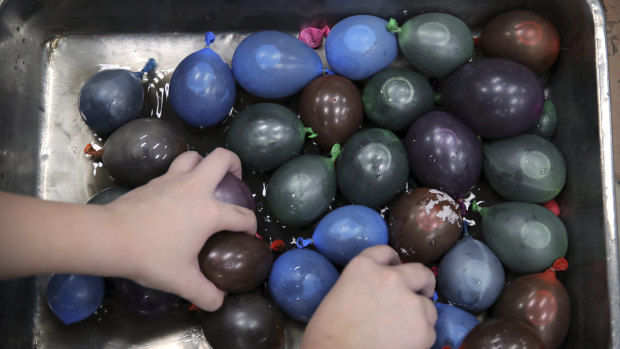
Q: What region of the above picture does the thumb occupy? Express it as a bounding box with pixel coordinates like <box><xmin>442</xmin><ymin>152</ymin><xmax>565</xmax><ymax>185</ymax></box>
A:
<box><xmin>178</xmin><ymin>268</ymin><xmax>226</xmax><ymax>312</ymax></box>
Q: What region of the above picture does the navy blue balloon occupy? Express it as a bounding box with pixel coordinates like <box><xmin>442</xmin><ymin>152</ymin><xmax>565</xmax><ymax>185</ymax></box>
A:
<box><xmin>301</xmin><ymin>205</ymin><xmax>388</xmax><ymax>266</ymax></box>
<box><xmin>268</xmin><ymin>249</ymin><xmax>339</xmax><ymax>322</ymax></box>
<box><xmin>110</xmin><ymin>278</ymin><xmax>180</xmax><ymax>316</ymax></box>
<box><xmin>46</xmin><ymin>274</ymin><xmax>105</xmax><ymax>324</ymax></box>
<box><xmin>232</xmin><ymin>31</ymin><xmax>323</xmax><ymax>99</ymax></box>
<box><xmin>404</xmin><ymin>111</ymin><xmax>483</xmax><ymax>198</ymax></box>
<box><xmin>437</xmin><ymin>236</ymin><xmax>505</xmax><ymax>313</ymax></box>
<box><xmin>325</xmin><ymin>15</ymin><xmax>399</xmax><ymax>80</ymax></box>
<box><xmin>79</xmin><ymin>59</ymin><xmax>156</xmax><ymax>134</ymax></box>
<box><xmin>169</xmin><ymin>32</ymin><xmax>236</xmax><ymax>127</ymax></box>
<box><xmin>432</xmin><ymin>302</ymin><xmax>480</xmax><ymax>349</ymax></box>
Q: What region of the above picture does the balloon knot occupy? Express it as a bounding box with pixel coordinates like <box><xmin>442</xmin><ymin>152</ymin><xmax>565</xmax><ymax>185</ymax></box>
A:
<box><xmin>270</xmin><ymin>239</ymin><xmax>286</xmax><ymax>251</ymax></box>
<box><xmin>84</xmin><ymin>143</ymin><xmax>103</xmax><ymax>160</ymax></box>
<box><xmin>473</xmin><ymin>36</ymin><xmax>480</xmax><ymax>47</ymax></box>
<box><xmin>323</xmin><ymin>67</ymin><xmax>335</xmax><ymax>76</ymax></box>
<box><xmin>204</xmin><ymin>31</ymin><xmax>216</xmax><ymax>47</ymax></box>
<box><xmin>255</xmin><ymin>232</ymin><xmax>263</xmax><ymax>239</ymax></box>
<box><xmin>462</xmin><ymin>219</ymin><xmax>471</xmax><ymax>237</ymax></box>
<box><xmin>434</xmin><ymin>92</ymin><xmax>443</xmax><ymax>105</ymax></box>
<box><xmin>457</xmin><ymin>198</ymin><xmax>468</xmax><ymax>215</ymax></box>
<box><xmin>551</xmin><ymin>258</ymin><xmax>569</xmax><ymax>272</ymax></box>
<box><xmin>329</xmin><ymin>143</ymin><xmax>341</xmax><ymax>163</ymax></box>
<box><xmin>433</xmin><ymin>291</ymin><xmax>439</xmax><ymax>303</ymax></box>
<box><xmin>543</xmin><ymin>199</ymin><xmax>561</xmax><ymax>216</ymax></box>
<box><xmin>386</xmin><ymin>18</ymin><xmax>401</xmax><ymax>34</ymax></box>
<box><xmin>305</xmin><ymin>127</ymin><xmax>318</xmax><ymax>139</ymax></box>
<box><xmin>188</xmin><ymin>304</ymin><xmax>199</xmax><ymax>312</ymax></box>
<box><xmin>296</xmin><ymin>237</ymin><xmax>313</xmax><ymax>248</ymax></box>
<box><xmin>298</xmin><ymin>25</ymin><xmax>330</xmax><ymax>48</ymax></box>
<box><xmin>470</xmin><ymin>200</ymin><xmax>482</xmax><ymax>214</ymax></box>
<box><xmin>140</xmin><ymin>58</ymin><xmax>157</xmax><ymax>74</ymax></box>
<box><xmin>430</xmin><ymin>266</ymin><xmax>439</xmax><ymax>277</ymax></box>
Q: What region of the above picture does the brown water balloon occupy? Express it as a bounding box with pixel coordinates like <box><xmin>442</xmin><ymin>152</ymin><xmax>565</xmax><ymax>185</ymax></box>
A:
<box><xmin>493</xmin><ymin>260</ymin><xmax>570</xmax><ymax>349</ymax></box>
<box><xmin>388</xmin><ymin>187</ymin><xmax>462</xmax><ymax>264</ymax></box>
<box><xmin>198</xmin><ymin>231</ymin><xmax>272</xmax><ymax>294</ymax></box>
<box><xmin>480</xmin><ymin>10</ymin><xmax>560</xmax><ymax>75</ymax></box>
<box><xmin>461</xmin><ymin>318</ymin><xmax>545</xmax><ymax>349</ymax></box>
<box><xmin>298</xmin><ymin>75</ymin><xmax>363</xmax><ymax>150</ymax></box>
<box><xmin>199</xmin><ymin>293</ymin><xmax>286</xmax><ymax>349</ymax></box>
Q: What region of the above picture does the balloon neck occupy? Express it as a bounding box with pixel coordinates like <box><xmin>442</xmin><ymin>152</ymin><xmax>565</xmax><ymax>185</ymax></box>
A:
<box><xmin>329</xmin><ymin>143</ymin><xmax>341</xmax><ymax>163</ymax></box>
<box><xmin>386</xmin><ymin>18</ymin><xmax>401</xmax><ymax>34</ymax></box>
<box><xmin>84</xmin><ymin>143</ymin><xmax>104</xmax><ymax>160</ymax></box>
<box><xmin>546</xmin><ymin>257</ymin><xmax>569</xmax><ymax>276</ymax></box>
<box><xmin>433</xmin><ymin>291</ymin><xmax>439</xmax><ymax>303</ymax></box>
<box><xmin>204</xmin><ymin>31</ymin><xmax>216</xmax><ymax>47</ymax></box>
<box><xmin>139</xmin><ymin>58</ymin><xmax>157</xmax><ymax>75</ymax></box>
<box><xmin>456</xmin><ymin>198</ymin><xmax>468</xmax><ymax>216</ymax></box>
<box><xmin>470</xmin><ymin>200</ymin><xmax>483</xmax><ymax>214</ymax></box>
<box><xmin>462</xmin><ymin>219</ymin><xmax>471</xmax><ymax>237</ymax></box>
<box><xmin>305</xmin><ymin>127</ymin><xmax>318</xmax><ymax>139</ymax></box>
<box><xmin>430</xmin><ymin>266</ymin><xmax>439</xmax><ymax>277</ymax></box>
<box><xmin>296</xmin><ymin>237</ymin><xmax>313</xmax><ymax>248</ymax></box>
<box><xmin>323</xmin><ymin>67</ymin><xmax>335</xmax><ymax>76</ymax></box>
<box><xmin>270</xmin><ymin>239</ymin><xmax>286</xmax><ymax>252</ymax></box>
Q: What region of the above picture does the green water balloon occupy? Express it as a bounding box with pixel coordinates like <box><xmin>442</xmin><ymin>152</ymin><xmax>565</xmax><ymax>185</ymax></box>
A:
<box><xmin>362</xmin><ymin>67</ymin><xmax>434</xmax><ymax>131</ymax></box>
<box><xmin>483</xmin><ymin>134</ymin><xmax>566</xmax><ymax>203</ymax></box>
<box><xmin>528</xmin><ymin>99</ymin><xmax>558</xmax><ymax>139</ymax></box>
<box><xmin>475</xmin><ymin>201</ymin><xmax>568</xmax><ymax>274</ymax></box>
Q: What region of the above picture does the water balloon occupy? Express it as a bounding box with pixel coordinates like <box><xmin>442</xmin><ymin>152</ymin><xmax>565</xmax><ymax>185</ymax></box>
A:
<box><xmin>109</xmin><ymin>278</ymin><xmax>180</xmax><ymax>316</ymax></box>
<box><xmin>480</xmin><ymin>10</ymin><xmax>560</xmax><ymax>75</ymax></box>
<box><xmin>437</xmin><ymin>236</ymin><xmax>505</xmax><ymax>313</ymax></box>
<box><xmin>298</xmin><ymin>204</ymin><xmax>388</xmax><ymax>266</ymax></box>
<box><xmin>214</xmin><ymin>172</ymin><xmax>255</xmax><ymax>211</ymax></box>
<box><xmin>200</xmin><ymin>293</ymin><xmax>286</xmax><ymax>349</ymax></box>
<box><xmin>474</xmin><ymin>201</ymin><xmax>568</xmax><ymax>274</ymax></box>
<box><xmin>432</xmin><ymin>301</ymin><xmax>479</xmax><ymax>349</ymax></box>
<box><xmin>442</xmin><ymin>58</ymin><xmax>544</xmax><ymax>139</ymax></box>
<box><xmin>226</xmin><ymin>103</ymin><xmax>311</xmax><ymax>171</ymax></box>
<box><xmin>483</xmin><ymin>134</ymin><xmax>566</xmax><ymax>203</ymax></box>
<box><xmin>460</xmin><ymin>318</ymin><xmax>545</xmax><ymax>349</ymax></box>
<box><xmin>324</xmin><ymin>15</ymin><xmax>398</xmax><ymax>80</ymax></box>
<box><xmin>268</xmin><ymin>248</ymin><xmax>339</xmax><ymax>322</ymax></box>
<box><xmin>362</xmin><ymin>67</ymin><xmax>434</xmax><ymax>131</ymax></box>
<box><xmin>404</xmin><ymin>111</ymin><xmax>482</xmax><ymax>198</ymax></box>
<box><xmin>79</xmin><ymin>59</ymin><xmax>156</xmax><ymax>135</ymax></box>
<box><xmin>387</xmin><ymin>13</ymin><xmax>473</xmax><ymax>78</ymax></box>
<box><xmin>232</xmin><ymin>30</ymin><xmax>323</xmax><ymax>99</ymax></box>
<box><xmin>299</xmin><ymin>75</ymin><xmax>363</xmax><ymax>150</ymax></box>
<box><xmin>266</xmin><ymin>148</ymin><xmax>338</xmax><ymax>227</ymax></box>
<box><xmin>528</xmin><ymin>99</ymin><xmax>558</xmax><ymax>139</ymax></box>
<box><xmin>337</xmin><ymin>128</ymin><xmax>409</xmax><ymax>208</ymax></box>
<box><xmin>46</xmin><ymin>274</ymin><xmax>105</xmax><ymax>325</ymax></box>
<box><xmin>198</xmin><ymin>231</ymin><xmax>272</xmax><ymax>294</ymax></box>
<box><xmin>102</xmin><ymin>118</ymin><xmax>188</xmax><ymax>188</ymax></box>
<box><xmin>169</xmin><ymin>32</ymin><xmax>236</xmax><ymax>127</ymax></box>
<box><xmin>388</xmin><ymin>187</ymin><xmax>462</xmax><ymax>264</ymax></box>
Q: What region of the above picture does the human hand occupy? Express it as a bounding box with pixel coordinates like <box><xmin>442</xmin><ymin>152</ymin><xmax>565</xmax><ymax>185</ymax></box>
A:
<box><xmin>104</xmin><ymin>148</ymin><xmax>257</xmax><ymax>311</ymax></box>
<box><xmin>301</xmin><ymin>245</ymin><xmax>437</xmax><ymax>349</ymax></box>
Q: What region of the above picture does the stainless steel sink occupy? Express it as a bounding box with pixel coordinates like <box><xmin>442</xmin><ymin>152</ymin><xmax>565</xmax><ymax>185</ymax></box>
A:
<box><xmin>0</xmin><ymin>0</ymin><xmax>616</xmax><ymax>348</ymax></box>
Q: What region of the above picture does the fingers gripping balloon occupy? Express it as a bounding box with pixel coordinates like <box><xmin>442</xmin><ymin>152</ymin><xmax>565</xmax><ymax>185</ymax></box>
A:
<box><xmin>169</xmin><ymin>32</ymin><xmax>236</xmax><ymax>128</ymax></box>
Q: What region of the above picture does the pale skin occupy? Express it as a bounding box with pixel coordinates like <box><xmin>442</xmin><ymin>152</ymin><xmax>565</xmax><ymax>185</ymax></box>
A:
<box><xmin>0</xmin><ymin>147</ymin><xmax>437</xmax><ymax>347</ymax></box>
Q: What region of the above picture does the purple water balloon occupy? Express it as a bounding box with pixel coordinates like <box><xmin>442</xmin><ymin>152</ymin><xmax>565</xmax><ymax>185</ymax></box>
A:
<box><xmin>442</xmin><ymin>58</ymin><xmax>544</xmax><ymax>139</ymax></box>
<box><xmin>404</xmin><ymin>111</ymin><xmax>482</xmax><ymax>198</ymax></box>
<box><xmin>213</xmin><ymin>173</ymin><xmax>256</xmax><ymax>211</ymax></box>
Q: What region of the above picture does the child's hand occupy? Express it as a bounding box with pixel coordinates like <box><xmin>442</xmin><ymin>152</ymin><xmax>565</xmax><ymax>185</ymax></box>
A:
<box><xmin>301</xmin><ymin>245</ymin><xmax>437</xmax><ymax>349</ymax></box>
<box><xmin>105</xmin><ymin>148</ymin><xmax>257</xmax><ymax>311</ymax></box>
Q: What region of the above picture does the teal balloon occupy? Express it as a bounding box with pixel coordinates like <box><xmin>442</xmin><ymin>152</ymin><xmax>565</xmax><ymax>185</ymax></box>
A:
<box><xmin>362</xmin><ymin>68</ymin><xmax>434</xmax><ymax>131</ymax></box>
<box><xmin>483</xmin><ymin>134</ymin><xmax>566</xmax><ymax>203</ymax></box>
<box><xmin>226</xmin><ymin>103</ymin><xmax>307</xmax><ymax>171</ymax></box>
<box><xmin>396</xmin><ymin>13</ymin><xmax>474</xmax><ymax>78</ymax></box>
<box><xmin>528</xmin><ymin>99</ymin><xmax>558</xmax><ymax>139</ymax></box>
<box><xmin>479</xmin><ymin>201</ymin><xmax>568</xmax><ymax>274</ymax></box>
<box><xmin>266</xmin><ymin>155</ymin><xmax>336</xmax><ymax>227</ymax></box>
<box><xmin>336</xmin><ymin>128</ymin><xmax>409</xmax><ymax>208</ymax></box>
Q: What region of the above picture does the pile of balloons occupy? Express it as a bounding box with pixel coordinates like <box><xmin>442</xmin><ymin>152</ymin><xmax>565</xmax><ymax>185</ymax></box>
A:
<box><xmin>61</xmin><ymin>8</ymin><xmax>571</xmax><ymax>349</ymax></box>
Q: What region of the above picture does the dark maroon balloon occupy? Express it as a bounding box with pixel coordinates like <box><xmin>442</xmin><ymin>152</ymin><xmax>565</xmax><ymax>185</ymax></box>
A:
<box><xmin>199</xmin><ymin>293</ymin><xmax>285</xmax><ymax>349</ymax></box>
<box><xmin>404</xmin><ymin>111</ymin><xmax>482</xmax><ymax>197</ymax></box>
<box><xmin>493</xmin><ymin>269</ymin><xmax>570</xmax><ymax>349</ymax></box>
<box><xmin>198</xmin><ymin>231</ymin><xmax>272</xmax><ymax>294</ymax></box>
<box><xmin>442</xmin><ymin>58</ymin><xmax>544</xmax><ymax>139</ymax></box>
<box><xmin>109</xmin><ymin>278</ymin><xmax>180</xmax><ymax>316</ymax></box>
<box><xmin>461</xmin><ymin>318</ymin><xmax>545</xmax><ymax>349</ymax></box>
<box><xmin>388</xmin><ymin>187</ymin><xmax>462</xmax><ymax>264</ymax></box>
<box><xmin>480</xmin><ymin>10</ymin><xmax>560</xmax><ymax>75</ymax></box>
<box><xmin>214</xmin><ymin>173</ymin><xmax>256</xmax><ymax>211</ymax></box>
<box><xmin>103</xmin><ymin>118</ymin><xmax>188</xmax><ymax>187</ymax></box>
<box><xmin>298</xmin><ymin>75</ymin><xmax>363</xmax><ymax>150</ymax></box>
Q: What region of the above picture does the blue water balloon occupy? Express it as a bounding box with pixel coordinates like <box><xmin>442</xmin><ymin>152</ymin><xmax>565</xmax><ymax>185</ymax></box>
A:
<box><xmin>297</xmin><ymin>205</ymin><xmax>388</xmax><ymax>266</ymax></box>
<box><xmin>169</xmin><ymin>32</ymin><xmax>236</xmax><ymax>127</ymax></box>
<box><xmin>325</xmin><ymin>15</ymin><xmax>398</xmax><ymax>80</ymax></box>
<box><xmin>79</xmin><ymin>59</ymin><xmax>156</xmax><ymax>135</ymax></box>
<box><xmin>437</xmin><ymin>236</ymin><xmax>505</xmax><ymax>313</ymax></box>
<box><xmin>432</xmin><ymin>301</ymin><xmax>480</xmax><ymax>349</ymax></box>
<box><xmin>232</xmin><ymin>31</ymin><xmax>324</xmax><ymax>99</ymax></box>
<box><xmin>268</xmin><ymin>249</ymin><xmax>339</xmax><ymax>322</ymax></box>
<box><xmin>46</xmin><ymin>274</ymin><xmax>105</xmax><ymax>324</ymax></box>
